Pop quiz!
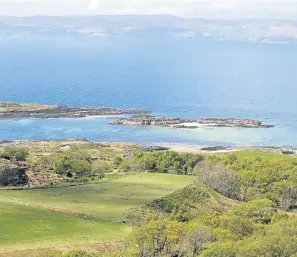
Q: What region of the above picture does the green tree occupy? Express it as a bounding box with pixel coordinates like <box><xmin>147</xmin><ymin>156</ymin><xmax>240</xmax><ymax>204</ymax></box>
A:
<box><xmin>200</xmin><ymin>242</ymin><xmax>237</xmax><ymax>257</ymax></box>
<box><xmin>220</xmin><ymin>215</ymin><xmax>254</xmax><ymax>239</ymax></box>
<box><xmin>231</xmin><ymin>198</ymin><xmax>277</xmax><ymax>224</ymax></box>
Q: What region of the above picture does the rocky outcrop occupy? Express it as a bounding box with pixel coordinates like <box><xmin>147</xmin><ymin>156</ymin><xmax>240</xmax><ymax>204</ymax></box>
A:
<box><xmin>141</xmin><ymin>145</ymin><xmax>170</xmax><ymax>152</ymax></box>
<box><xmin>198</xmin><ymin>118</ymin><xmax>274</xmax><ymax>128</ymax></box>
<box><xmin>113</xmin><ymin>115</ymin><xmax>184</xmax><ymax>126</ymax></box>
<box><xmin>200</xmin><ymin>146</ymin><xmax>228</xmax><ymax>151</ymax></box>
<box><xmin>113</xmin><ymin>115</ymin><xmax>274</xmax><ymax>129</ymax></box>
<box><xmin>0</xmin><ymin>102</ymin><xmax>150</xmax><ymax>119</ymax></box>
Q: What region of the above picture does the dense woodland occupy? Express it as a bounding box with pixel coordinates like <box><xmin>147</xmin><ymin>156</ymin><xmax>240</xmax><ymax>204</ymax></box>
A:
<box><xmin>1</xmin><ymin>145</ymin><xmax>297</xmax><ymax>256</ymax></box>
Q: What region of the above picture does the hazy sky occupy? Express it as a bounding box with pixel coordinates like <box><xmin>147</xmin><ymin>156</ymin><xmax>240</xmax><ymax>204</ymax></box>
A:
<box><xmin>0</xmin><ymin>0</ymin><xmax>296</xmax><ymax>19</ymax></box>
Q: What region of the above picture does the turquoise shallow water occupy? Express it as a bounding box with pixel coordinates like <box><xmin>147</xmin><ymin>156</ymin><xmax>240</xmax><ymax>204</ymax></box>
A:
<box><xmin>0</xmin><ymin>38</ymin><xmax>297</xmax><ymax>146</ymax></box>
<box><xmin>0</xmin><ymin>116</ymin><xmax>296</xmax><ymax>147</ymax></box>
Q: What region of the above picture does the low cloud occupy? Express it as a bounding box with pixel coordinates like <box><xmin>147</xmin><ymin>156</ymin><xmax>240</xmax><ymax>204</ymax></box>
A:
<box><xmin>0</xmin><ymin>0</ymin><xmax>296</xmax><ymax>19</ymax></box>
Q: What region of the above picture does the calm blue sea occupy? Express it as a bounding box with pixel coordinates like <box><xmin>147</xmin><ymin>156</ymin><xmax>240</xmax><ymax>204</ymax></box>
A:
<box><xmin>0</xmin><ymin>38</ymin><xmax>297</xmax><ymax>146</ymax></box>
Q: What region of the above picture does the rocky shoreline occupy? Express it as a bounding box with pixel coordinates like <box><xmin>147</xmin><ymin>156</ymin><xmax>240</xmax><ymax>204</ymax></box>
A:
<box><xmin>0</xmin><ymin>102</ymin><xmax>149</xmax><ymax>119</ymax></box>
<box><xmin>113</xmin><ymin>115</ymin><xmax>275</xmax><ymax>129</ymax></box>
<box><xmin>1</xmin><ymin>102</ymin><xmax>274</xmax><ymax>129</ymax></box>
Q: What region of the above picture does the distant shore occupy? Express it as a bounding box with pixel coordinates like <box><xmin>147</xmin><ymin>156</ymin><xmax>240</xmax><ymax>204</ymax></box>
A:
<box><xmin>0</xmin><ymin>139</ymin><xmax>293</xmax><ymax>155</ymax></box>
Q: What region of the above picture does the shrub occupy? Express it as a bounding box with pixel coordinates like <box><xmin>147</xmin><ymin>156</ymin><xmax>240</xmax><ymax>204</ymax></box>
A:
<box><xmin>1</xmin><ymin>147</ymin><xmax>29</xmax><ymax>161</ymax></box>
<box><xmin>33</xmin><ymin>249</ymin><xmax>62</xmax><ymax>257</ymax></box>
<box><xmin>231</xmin><ymin>198</ymin><xmax>277</xmax><ymax>224</ymax></box>
<box><xmin>79</xmin><ymin>177</ymin><xmax>91</xmax><ymax>183</ymax></box>
<box><xmin>119</xmin><ymin>151</ymin><xmax>203</xmax><ymax>174</ymax></box>
<box><xmin>114</xmin><ymin>156</ymin><xmax>123</xmax><ymax>166</ymax></box>
<box><xmin>220</xmin><ymin>215</ymin><xmax>254</xmax><ymax>239</ymax></box>
<box><xmin>0</xmin><ymin>167</ymin><xmax>28</xmax><ymax>186</ymax></box>
<box><xmin>53</xmin><ymin>156</ymin><xmax>92</xmax><ymax>178</ymax></box>
<box><xmin>92</xmin><ymin>163</ymin><xmax>113</xmax><ymax>179</ymax></box>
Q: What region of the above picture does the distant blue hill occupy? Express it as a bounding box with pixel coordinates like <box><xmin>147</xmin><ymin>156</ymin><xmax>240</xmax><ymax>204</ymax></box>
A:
<box><xmin>0</xmin><ymin>15</ymin><xmax>296</xmax><ymax>43</ymax></box>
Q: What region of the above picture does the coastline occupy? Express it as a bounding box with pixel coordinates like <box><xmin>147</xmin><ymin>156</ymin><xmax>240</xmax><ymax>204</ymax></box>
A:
<box><xmin>0</xmin><ymin>101</ymin><xmax>149</xmax><ymax>119</ymax></box>
<box><xmin>1</xmin><ymin>101</ymin><xmax>274</xmax><ymax>129</ymax></box>
<box><xmin>0</xmin><ymin>139</ymin><xmax>292</xmax><ymax>155</ymax></box>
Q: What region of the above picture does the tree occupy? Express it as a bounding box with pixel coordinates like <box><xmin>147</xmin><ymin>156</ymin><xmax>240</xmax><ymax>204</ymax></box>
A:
<box><xmin>194</xmin><ymin>160</ymin><xmax>241</xmax><ymax>199</ymax></box>
<box><xmin>187</xmin><ymin>223</ymin><xmax>212</xmax><ymax>256</ymax></box>
<box><xmin>200</xmin><ymin>242</ymin><xmax>237</xmax><ymax>257</ymax></box>
<box><xmin>231</xmin><ymin>199</ymin><xmax>277</xmax><ymax>224</ymax></box>
<box><xmin>279</xmin><ymin>185</ymin><xmax>297</xmax><ymax>211</ymax></box>
<box><xmin>132</xmin><ymin>220</ymin><xmax>187</xmax><ymax>257</ymax></box>
<box><xmin>220</xmin><ymin>215</ymin><xmax>254</xmax><ymax>239</ymax></box>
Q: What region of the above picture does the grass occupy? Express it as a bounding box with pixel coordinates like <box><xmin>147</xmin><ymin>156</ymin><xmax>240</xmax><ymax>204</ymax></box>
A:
<box><xmin>0</xmin><ymin>202</ymin><xmax>130</xmax><ymax>252</ymax></box>
<box><xmin>0</xmin><ymin>173</ymin><xmax>191</xmax><ymax>221</ymax></box>
<box><xmin>0</xmin><ymin>101</ymin><xmax>55</xmax><ymax>112</ymax></box>
<box><xmin>224</xmin><ymin>149</ymin><xmax>296</xmax><ymax>161</ymax></box>
<box><xmin>0</xmin><ymin>173</ymin><xmax>191</xmax><ymax>251</ymax></box>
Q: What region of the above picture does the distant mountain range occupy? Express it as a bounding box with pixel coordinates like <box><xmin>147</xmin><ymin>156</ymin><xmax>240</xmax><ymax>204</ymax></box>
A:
<box><xmin>0</xmin><ymin>15</ymin><xmax>296</xmax><ymax>43</ymax></box>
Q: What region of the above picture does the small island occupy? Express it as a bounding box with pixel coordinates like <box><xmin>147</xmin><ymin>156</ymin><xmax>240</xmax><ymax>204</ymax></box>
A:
<box><xmin>0</xmin><ymin>102</ymin><xmax>274</xmax><ymax>129</ymax></box>
<box><xmin>113</xmin><ymin>115</ymin><xmax>275</xmax><ymax>128</ymax></box>
<box><xmin>0</xmin><ymin>101</ymin><xmax>149</xmax><ymax>119</ymax></box>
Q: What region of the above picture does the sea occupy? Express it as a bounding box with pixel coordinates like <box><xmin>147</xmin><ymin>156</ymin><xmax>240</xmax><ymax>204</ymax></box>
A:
<box><xmin>0</xmin><ymin>37</ymin><xmax>297</xmax><ymax>147</ymax></box>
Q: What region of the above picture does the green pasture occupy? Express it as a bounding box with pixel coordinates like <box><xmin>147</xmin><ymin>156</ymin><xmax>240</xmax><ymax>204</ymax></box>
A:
<box><xmin>0</xmin><ymin>202</ymin><xmax>130</xmax><ymax>252</ymax></box>
<box><xmin>0</xmin><ymin>173</ymin><xmax>191</xmax><ymax>251</ymax></box>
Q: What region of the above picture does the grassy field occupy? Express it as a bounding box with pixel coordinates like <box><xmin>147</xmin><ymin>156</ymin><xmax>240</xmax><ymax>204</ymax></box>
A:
<box><xmin>0</xmin><ymin>173</ymin><xmax>191</xmax><ymax>251</ymax></box>
<box><xmin>0</xmin><ymin>173</ymin><xmax>191</xmax><ymax>220</ymax></box>
<box><xmin>0</xmin><ymin>202</ymin><xmax>130</xmax><ymax>252</ymax></box>
<box><xmin>225</xmin><ymin>149</ymin><xmax>295</xmax><ymax>160</ymax></box>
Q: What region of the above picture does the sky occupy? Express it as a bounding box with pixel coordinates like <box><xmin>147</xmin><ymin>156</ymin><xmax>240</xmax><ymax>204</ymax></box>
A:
<box><xmin>0</xmin><ymin>0</ymin><xmax>296</xmax><ymax>19</ymax></box>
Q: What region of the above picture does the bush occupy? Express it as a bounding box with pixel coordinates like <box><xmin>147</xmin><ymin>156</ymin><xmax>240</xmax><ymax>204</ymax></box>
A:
<box><xmin>79</xmin><ymin>177</ymin><xmax>91</xmax><ymax>183</ymax></box>
<box><xmin>119</xmin><ymin>151</ymin><xmax>203</xmax><ymax>174</ymax></box>
<box><xmin>200</xmin><ymin>242</ymin><xmax>237</xmax><ymax>257</ymax></box>
<box><xmin>1</xmin><ymin>147</ymin><xmax>29</xmax><ymax>161</ymax></box>
<box><xmin>53</xmin><ymin>156</ymin><xmax>92</xmax><ymax>178</ymax></box>
<box><xmin>62</xmin><ymin>250</ymin><xmax>94</xmax><ymax>257</ymax></box>
<box><xmin>231</xmin><ymin>198</ymin><xmax>277</xmax><ymax>224</ymax></box>
<box><xmin>114</xmin><ymin>156</ymin><xmax>123</xmax><ymax>166</ymax></box>
<box><xmin>92</xmin><ymin>163</ymin><xmax>113</xmax><ymax>179</ymax></box>
<box><xmin>220</xmin><ymin>215</ymin><xmax>254</xmax><ymax>239</ymax></box>
<box><xmin>0</xmin><ymin>167</ymin><xmax>28</xmax><ymax>186</ymax></box>
<box><xmin>33</xmin><ymin>249</ymin><xmax>62</xmax><ymax>257</ymax></box>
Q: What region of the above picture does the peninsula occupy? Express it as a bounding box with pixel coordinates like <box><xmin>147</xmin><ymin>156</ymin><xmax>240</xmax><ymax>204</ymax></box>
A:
<box><xmin>0</xmin><ymin>101</ymin><xmax>149</xmax><ymax>119</ymax></box>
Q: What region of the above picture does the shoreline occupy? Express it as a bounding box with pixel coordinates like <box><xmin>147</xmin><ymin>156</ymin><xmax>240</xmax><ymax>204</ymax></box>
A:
<box><xmin>0</xmin><ymin>101</ymin><xmax>149</xmax><ymax>119</ymax></box>
<box><xmin>0</xmin><ymin>139</ymin><xmax>294</xmax><ymax>154</ymax></box>
<box><xmin>1</xmin><ymin>101</ymin><xmax>274</xmax><ymax>129</ymax></box>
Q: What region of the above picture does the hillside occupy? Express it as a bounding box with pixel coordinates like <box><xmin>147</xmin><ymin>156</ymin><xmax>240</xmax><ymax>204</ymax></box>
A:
<box><xmin>0</xmin><ymin>173</ymin><xmax>191</xmax><ymax>252</ymax></box>
<box><xmin>1</xmin><ymin>141</ymin><xmax>297</xmax><ymax>256</ymax></box>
